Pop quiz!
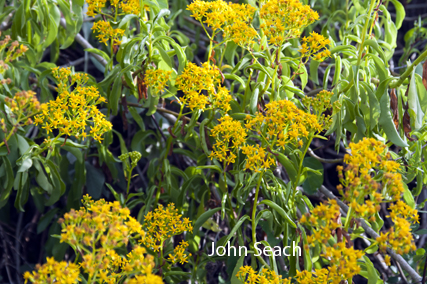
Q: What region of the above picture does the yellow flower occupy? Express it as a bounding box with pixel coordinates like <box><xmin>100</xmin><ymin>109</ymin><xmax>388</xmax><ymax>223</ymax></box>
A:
<box><xmin>209</xmin><ymin>115</ymin><xmax>247</xmax><ymax>165</ymax></box>
<box><xmin>92</xmin><ymin>20</ymin><xmax>125</xmax><ymax>46</ymax></box>
<box><xmin>3</xmin><ymin>91</ymin><xmax>42</xmax><ymax>134</ymax></box>
<box><xmin>259</xmin><ymin>0</ymin><xmax>319</xmax><ymax>45</ymax></box>
<box><xmin>245</xmin><ymin>99</ymin><xmax>323</xmax><ymax>149</ymax></box>
<box><xmin>187</xmin><ymin>0</ymin><xmax>257</xmax><ymax>46</ymax></box>
<box><xmin>120</xmin><ymin>0</ymin><xmax>140</xmax><ymax>15</ymax></box>
<box><xmin>300</xmin><ymin>32</ymin><xmax>331</xmax><ymax>62</ymax></box>
<box><xmin>32</xmin><ymin>195</ymin><xmax>164</xmax><ymax>284</ymax></box>
<box><xmin>237</xmin><ymin>266</ymin><xmax>291</xmax><ymax>284</ymax></box>
<box><xmin>176</xmin><ymin>62</ymin><xmax>232</xmax><ymax>111</ymax></box>
<box><xmin>86</xmin><ymin>0</ymin><xmax>140</xmax><ymax>17</ymax></box>
<box><xmin>144</xmin><ymin>69</ymin><xmax>172</xmax><ymax>94</ymax></box>
<box><xmin>35</xmin><ymin>68</ymin><xmax>112</xmax><ymax>142</ymax></box>
<box><xmin>142</xmin><ymin>203</ymin><xmax>193</xmax><ymax>264</ymax></box>
<box><xmin>23</xmin><ymin>258</ymin><xmax>80</xmax><ymax>284</ymax></box>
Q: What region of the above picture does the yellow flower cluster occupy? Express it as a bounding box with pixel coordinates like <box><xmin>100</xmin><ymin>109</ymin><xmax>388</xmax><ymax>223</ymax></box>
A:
<box><xmin>211</xmin><ymin>86</ymin><xmax>233</xmax><ymax>112</ymax></box>
<box><xmin>34</xmin><ymin>67</ymin><xmax>112</xmax><ymax>142</ymax></box>
<box><xmin>86</xmin><ymin>0</ymin><xmax>106</xmax><ymax>17</ymax></box>
<box><xmin>208</xmin><ymin>99</ymin><xmax>326</xmax><ymax>171</ymax></box>
<box><xmin>120</xmin><ymin>0</ymin><xmax>140</xmax><ymax>15</ymax></box>
<box><xmin>302</xmin><ymin>90</ymin><xmax>341</xmax><ymax>129</ymax></box>
<box><xmin>376</xmin><ymin>200</ymin><xmax>418</xmax><ymax>254</ymax></box>
<box><xmin>92</xmin><ymin>20</ymin><xmax>125</xmax><ymax>46</ymax></box>
<box><xmin>144</xmin><ymin>69</ymin><xmax>172</xmax><ymax>94</ymax></box>
<box><xmin>299</xmin><ymin>32</ymin><xmax>331</xmax><ymax>62</ymax></box>
<box><xmin>245</xmin><ymin>99</ymin><xmax>323</xmax><ymax>149</ymax></box>
<box><xmin>168</xmin><ymin>240</ymin><xmax>191</xmax><ymax>264</ymax></box>
<box><xmin>86</xmin><ymin>0</ymin><xmax>140</xmax><ymax>17</ymax></box>
<box><xmin>296</xmin><ymin>244</ymin><xmax>364</xmax><ymax>283</ymax></box>
<box><xmin>337</xmin><ymin>138</ymin><xmax>418</xmax><ymax>254</ymax></box>
<box><xmin>176</xmin><ymin>62</ymin><xmax>232</xmax><ymax>111</ymax></box>
<box><xmin>259</xmin><ymin>0</ymin><xmax>319</xmax><ymax>45</ymax></box>
<box><xmin>187</xmin><ymin>0</ymin><xmax>257</xmax><ymax>46</ymax></box>
<box><xmin>128</xmin><ymin>274</ymin><xmax>164</xmax><ymax>284</ymax></box>
<box><xmin>0</xmin><ymin>33</ymin><xmax>28</xmax><ymax>74</ymax></box>
<box><xmin>209</xmin><ymin>115</ymin><xmax>247</xmax><ymax>165</ymax></box>
<box><xmin>59</xmin><ymin>194</ymin><xmax>143</xmax><ymax>247</ymax></box>
<box><xmin>337</xmin><ymin>138</ymin><xmax>407</xmax><ymax>220</ymax></box>
<box><xmin>4</xmin><ymin>90</ymin><xmax>41</xmax><ymax>125</ymax></box>
<box><xmin>23</xmin><ymin>257</ymin><xmax>80</xmax><ymax>284</ymax></box>
<box><xmin>300</xmin><ymin>199</ymin><xmax>341</xmax><ymax>246</ymax></box>
<box><xmin>241</xmin><ymin>144</ymin><xmax>275</xmax><ymax>172</ymax></box>
<box><xmin>142</xmin><ymin>203</ymin><xmax>193</xmax><ymax>264</ymax></box>
<box><xmin>236</xmin><ymin>266</ymin><xmax>291</xmax><ymax>284</ymax></box>
<box><xmin>299</xmin><ymin>199</ymin><xmax>364</xmax><ymax>283</ymax></box>
<box><xmin>25</xmin><ymin>195</ymin><xmax>163</xmax><ymax>284</ymax></box>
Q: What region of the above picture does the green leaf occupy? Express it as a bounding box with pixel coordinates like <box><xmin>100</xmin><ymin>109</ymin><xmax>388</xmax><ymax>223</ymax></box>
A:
<box><xmin>224</xmin><ymin>74</ymin><xmax>246</xmax><ymax>90</ymax></box>
<box><xmin>414</xmin><ymin>229</ymin><xmax>427</xmax><ymax>235</ymax></box>
<box><xmin>403</xmin><ymin>183</ymin><xmax>416</xmax><ymax>209</ymax></box>
<box><xmin>155</xmin><ymin>44</ymin><xmax>173</xmax><ymax>69</ymax></box>
<box><xmin>14</xmin><ymin>172</ymin><xmax>29</xmax><ymax>211</ymax></box>
<box><xmin>368</xmin><ymin>54</ymin><xmax>388</xmax><ymax>82</ymax></box>
<box><xmin>193</xmin><ymin>207</ymin><xmax>221</xmax><ymax>235</ymax></box>
<box><xmin>407</xmin><ymin>67</ymin><xmax>424</xmax><ymax>131</ymax></box>
<box><xmin>85</xmin><ymin>163</ymin><xmax>105</xmax><ymax>199</ymax></box>
<box><xmin>57</xmin><ymin>0</ymin><xmax>77</xmax><ymax>49</ymax></box>
<box><xmin>250</xmin><ymin>85</ymin><xmax>260</xmax><ymax>114</ymax></box>
<box><xmin>363</xmin><ymin>256</ymin><xmax>380</xmax><ymax>284</ymax></box>
<box><xmin>274</xmin><ymin>151</ymin><xmax>298</xmax><ymax>185</ymax></box>
<box><xmin>84</xmin><ymin>48</ymin><xmax>111</xmax><ymax>63</ymax></box>
<box><xmin>153</xmin><ymin>9</ymin><xmax>170</xmax><ymax>25</ymax></box>
<box><xmin>128</xmin><ymin>107</ymin><xmax>145</xmax><ymax>130</ymax></box>
<box><xmin>0</xmin><ymin>156</ymin><xmax>14</xmax><ymax>208</ymax></box>
<box><xmin>37</xmin><ymin>208</ymin><xmax>58</xmax><ymax>234</ymax></box>
<box><xmin>302</xmin><ymin>157</ymin><xmax>324</xmax><ymax>194</ymax></box>
<box><xmin>118</xmin><ymin>14</ymin><xmax>138</xmax><ymax>29</ymax></box>
<box><xmin>329</xmin><ymin>45</ymin><xmax>357</xmax><ymax>57</ymax></box>
<box><xmin>44</xmin><ymin>14</ymin><xmax>59</xmax><ymax>48</ymax></box>
<box><xmin>45</xmin><ymin>160</ymin><xmax>66</xmax><ymax>206</ymax></box>
<box><xmin>153</xmin><ymin>36</ymin><xmax>187</xmax><ymax>74</ymax></box>
<box><xmin>309</xmin><ymin>60</ymin><xmax>320</xmax><ymax>85</ymax></box>
<box><xmin>332</xmin><ymin>55</ymin><xmax>341</xmax><ymax>86</ymax></box>
<box><xmin>389</xmin><ymin>0</ymin><xmax>405</xmax><ymax>29</ymax></box>
<box><xmin>230</xmin><ymin>255</ymin><xmax>245</xmax><ymax>284</ymax></box>
<box><xmin>110</xmin><ymin>75</ymin><xmax>123</xmax><ymax>115</ymax></box>
<box><xmin>246</xmin><ymin>63</ymin><xmax>273</xmax><ymax>80</ymax></box>
<box><xmin>217</xmin><ymin>215</ymin><xmax>250</xmax><ymax>247</ymax></box>
<box><xmin>260</xmin><ymin>200</ymin><xmax>296</xmax><ymax>228</ymax></box>
<box><xmin>363</xmin><ymin>39</ymin><xmax>387</xmax><ymax>65</ymax></box>
<box><xmin>199</xmin><ymin>119</ymin><xmax>210</xmax><ymax>156</ymax></box>
<box><xmin>299</xmin><ymin>224</ymin><xmax>312</xmax><ymax>272</ymax></box>
<box><xmin>378</xmin><ymin>91</ymin><xmax>408</xmax><ymax>147</ymax></box>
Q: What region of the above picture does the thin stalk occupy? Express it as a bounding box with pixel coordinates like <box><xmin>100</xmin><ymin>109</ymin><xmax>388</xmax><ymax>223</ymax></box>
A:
<box><xmin>292</xmin><ymin>135</ymin><xmax>314</xmax><ymax>218</ymax></box>
<box><xmin>251</xmin><ymin>173</ymin><xmax>263</xmax><ymax>244</ymax></box>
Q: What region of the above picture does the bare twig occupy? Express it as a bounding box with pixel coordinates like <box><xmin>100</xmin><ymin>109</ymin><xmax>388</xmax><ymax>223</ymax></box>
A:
<box><xmin>151</xmin><ymin>114</ymin><xmax>167</xmax><ymax>143</ymax></box>
<box><xmin>124</xmin><ymin>101</ymin><xmax>199</xmax><ymax>125</ymax></box>
<box><xmin>15</xmin><ymin>213</ymin><xmax>23</xmax><ymax>284</ymax></box>
<box><xmin>307</xmin><ymin>148</ymin><xmax>344</xmax><ymax>164</ymax></box>
<box><xmin>0</xmin><ymin>225</ymin><xmax>15</xmax><ymax>284</ymax></box>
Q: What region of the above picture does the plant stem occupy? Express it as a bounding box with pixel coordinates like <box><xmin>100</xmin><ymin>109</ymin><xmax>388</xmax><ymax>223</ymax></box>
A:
<box><xmin>251</xmin><ymin>173</ymin><xmax>263</xmax><ymax>244</ymax></box>
<box><xmin>291</xmin><ymin>135</ymin><xmax>314</xmax><ymax>218</ymax></box>
<box><xmin>389</xmin><ymin>48</ymin><xmax>427</xmax><ymax>88</ymax></box>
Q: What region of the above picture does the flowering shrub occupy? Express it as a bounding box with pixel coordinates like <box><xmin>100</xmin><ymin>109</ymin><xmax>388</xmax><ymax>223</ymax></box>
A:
<box><xmin>1</xmin><ymin>0</ymin><xmax>427</xmax><ymax>283</ymax></box>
